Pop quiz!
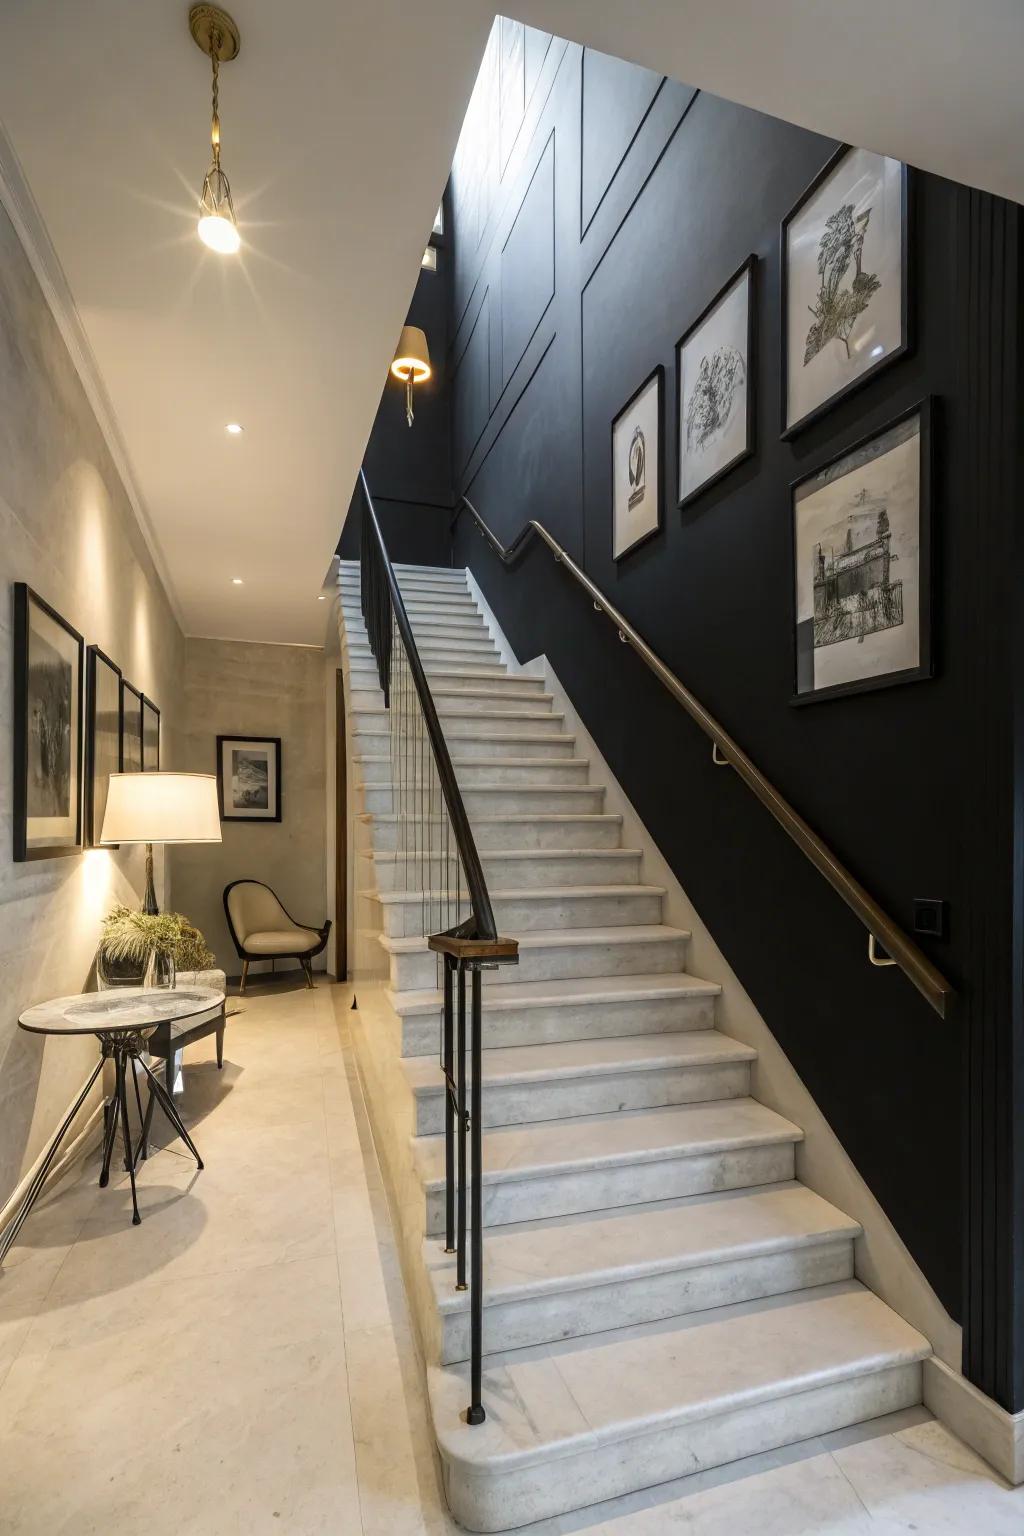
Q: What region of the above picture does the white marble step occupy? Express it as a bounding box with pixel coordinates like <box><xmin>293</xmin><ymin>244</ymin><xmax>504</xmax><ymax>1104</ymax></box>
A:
<box><xmin>346</xmin><ymin>611</ymin><xmax>488</xmax><ymax>639</ymax></box>
<box><xmin>389</xmin><ymin>972</ymin><xmax>720</xmax><ymax>1055</ymax></box>
<box><xmin>366</xmin><ymin>846</ymin><xmax>643</xmax><ymax>894</ymax></box>
<box><xmin>351</xmin><ymin>729</ymin><xmax>578</xmax><ymax>761</ymax></box>
<box><xmin>350</xmin><ymin>669</ymin><xmax>545</xmax><ymax>699</ymax></box>
<box><xmin>361</xmin><ymin>783</ymin><xmax>605</xmax><ymax>818</ymax></box>
<box><xmin>362</xmin><ymin>812</ymin><xmax>623</xmax><ymax>851</ymax></box>
<box><xmin>404</xmin><ymin>1029</ymin><xmax>754</xmax><ymax>1134</ymax></box>
<box><xmin>351</xmin><ymin>685</ymin><xmax>552</xmax><ymax>717</ymax></box>
<box><xmin>351</xmin><ymin>705</ymin><xmax>566</xmax><ymax>737</ymax></box>
<box><xmin>346</xmin><ymin>634</ymin><xmax>499</xmax><ymax>659</ymax></box>
<box><xmin>377</xmin><ymin>884</ymin><xmax>664</xmax><ymax>938</ymax></box>
<box><xmin>340</xmin><ymin>567</ymin><xmax>467</xmax><ymax>589</ymax></box>
<box><xmin>383</xmin><ymin>923</ymin><xmax>690</xmax><ymax>991</ymax></box>
<box><xmin>415</xmin><ymin>1098</ymin><xmax>802</xmax><ymax>1236</ymax></box>
<box><xmin>428</xmin><ymin>1282</ymin><xmax>929</xmax><ymax>1530</ymax></box>
<box><xmin>339</xmin><ymin>582</ymin><xmax>475</xmax><ymax>607</ymax></box>
<box><xmin>356</xmin><ymin>755</ymin><xmax>590</xmax><ymax>786</ymax></box>
<box><xmin>339</xmin><ymin>559</ymin><xmax>464</xmax><ymax>580</ymax></box>
<box><xmin>426</xmin><ymin>1182</ymin><xmax>862</xmax><ymax>1363</ymax></box>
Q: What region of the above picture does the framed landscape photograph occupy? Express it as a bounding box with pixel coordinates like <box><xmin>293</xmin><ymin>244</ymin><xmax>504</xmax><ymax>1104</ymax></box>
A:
<box><xmin>611</xmin><ymin>366</ymin><xmax>663</xmax><ymax>561</ymax></box>
<box><xmin>782</xmin><ymin>145</ymin><xmax>909</xmax><ymax>437</ymax></box>
<box><xmin>217</xmin><ymin>735</ymin><xmax>282</xmax><ymax>822</ymax></box>
<box><xmin>677</xmin><ymin>255</ymin><xmax>756</xmax><ymax>508</ymax></box>
<box><xmin>12</xmin><ymin>584</ymin><xmax>84</xmax><ymax>860</ymax></box>
<box><xmin>792</xmin><ymin>400</ymin><xmax>932</xmax><ymax>705</ymax></box>
<box><xmin>120</xmin><ymin>680</ymin><xmax>143</xmax><ymax>772</ymax></box>
<box><xmin>142</xmin><ymin>696</ymin><xmax>160</xmax><ymax>770</ymax></box>
<box><xmin>86</xmin><ymin>646</ymin><xmax>122</xmax><ymax>847</ymax></box>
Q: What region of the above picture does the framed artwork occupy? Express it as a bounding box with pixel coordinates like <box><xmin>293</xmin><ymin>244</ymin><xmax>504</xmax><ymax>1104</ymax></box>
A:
<box><xmin>86</xmin><ymin>646</ymin><xmax>122</xmax><ymax>847</ymax></box>
<box><xmin>676</xmin><ymin>255</ymin><xmax>756</xmax><ymax>508</ymax></box>
<box><xmin>12</xmin><ymin>584</ymin><xmax>84</xmax><ymax>861</ymax></box>
<box><xmin>217</xmin><ymin>735</ymin><xmax>282</xmax><ymax>822</ymax></box>
<box><xmin>792</xmin><ymin>400</ymin><xmax>932</xmax><ymax>705</ymax></box>
<box><xmin>782</xmin><ymin>145</ymin><xmax>910</xmax><ymax>437</ymax></box>
<box><xmin>611</xmin><ymin>366</ymin><xmax>663</xmax><ymax>560</ymax></box>
<box><xmin>120</xmin><ymin>680</ymin><xmax>143</xmax><ymax>772</ymax></box>
<box><xmin>142</xmin><ymin>697</ymin><xmax>160</xmax><ymax>770</ymax></box>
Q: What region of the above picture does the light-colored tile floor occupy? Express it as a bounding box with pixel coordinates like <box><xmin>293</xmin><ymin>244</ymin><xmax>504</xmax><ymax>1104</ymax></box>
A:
<box><xmin>0</xmin><ymin>981</ymin><xmax>1021</xmax><ymax>1534</ymax></box>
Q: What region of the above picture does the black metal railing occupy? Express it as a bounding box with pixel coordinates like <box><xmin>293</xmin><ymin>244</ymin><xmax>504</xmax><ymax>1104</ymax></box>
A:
<box><xmin>358</xmin><ymin>471</ymin><xmax>517</xmax><ymax>1423</ymax></box>
<box><xmin>451</xmin><ymin>494</ymin><xmax>955</xmax><ymax>1020</ymax></box>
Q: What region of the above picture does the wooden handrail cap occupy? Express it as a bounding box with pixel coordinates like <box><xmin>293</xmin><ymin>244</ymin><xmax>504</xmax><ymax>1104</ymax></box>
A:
<box><xmin>428</xmin><ymin>934</ymin><xmax>519</xmax><ymax>962</ymax></box>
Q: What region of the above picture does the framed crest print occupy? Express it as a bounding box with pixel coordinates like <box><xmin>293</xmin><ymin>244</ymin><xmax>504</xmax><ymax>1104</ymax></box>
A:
<box><xmin>677</xmin><ymin>255</ymin><xmax>756</xmax><ymax>508</ymax></box>
<box><xmin>86</xmin><ymin>645</ymin><xmax>122</xmax><ymax>847</ymax></box>
<box><xmin>611</xmin><ymin>366</ymin><xmax>663</xmax><ymax>560</ymax></box>
<box><xmin>13</xmin><ymin>584</ymin><xmax>84</xmax><ymax>860</ymax></box>
<box><xmin>217</xmin><ymin>735</ymin><xmax>282</xmax><ymax>822</ymax></box>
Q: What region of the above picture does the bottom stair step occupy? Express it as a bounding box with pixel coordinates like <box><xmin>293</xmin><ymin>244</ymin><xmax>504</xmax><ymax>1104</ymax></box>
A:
<box><xmin>428</xmin><ymin>1281</ymin><xmax>930</xmax><ymax>1531</ymax></box>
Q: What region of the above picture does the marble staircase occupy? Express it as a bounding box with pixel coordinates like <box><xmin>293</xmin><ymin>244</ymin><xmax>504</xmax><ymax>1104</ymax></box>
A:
<box><xmin>338</xmin><ymin>560</ymin><xmax>931</xmax><ymax>1532</ymax></box>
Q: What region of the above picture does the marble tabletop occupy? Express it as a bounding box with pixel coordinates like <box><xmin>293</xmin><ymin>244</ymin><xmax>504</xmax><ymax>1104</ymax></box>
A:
<box><xmin>19</xmin><ymin>986</ymin><xmax>226</xmax><ymax>1037</ymax></box>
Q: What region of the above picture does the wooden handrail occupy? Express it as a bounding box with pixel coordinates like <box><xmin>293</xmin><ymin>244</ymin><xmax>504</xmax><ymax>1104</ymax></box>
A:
<box><xmin>452</xmin><ymin>497</ymin><xmax>954</xmax><ymax>1019</ymax></box>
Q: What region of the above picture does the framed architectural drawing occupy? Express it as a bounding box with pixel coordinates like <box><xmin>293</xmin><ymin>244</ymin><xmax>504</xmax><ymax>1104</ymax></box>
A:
<box><xmin>12</xmin><ymin>584</ymin><xmax>84</xmax><ymax>860</ymax></box>
<box><xmin>782</xmin><ymin>145</ymin><xmax>909</xmax><ymax>437</ymax></box>
<box><xmin>611</xmin><ymin>366</ymin><xmax>663</xmax><ymax>560</ymax></box>
<box><xmin>142</xmin><ymin>696</ymin><xmax>160</xmax><ymax>770</ymax></box>
<box><xmin>86</xmin><ymin>646</ymin><xmax>122</xmax><ymax>847</ymax></box>
<box><xmin>677</xmin><ymin>255</ymin><xmax>756</xmax><ymax>508</ymax></box>
<box><xmin>792</xmin><ymin>400</ymin><xmax>932</xmax><ymax>704</ymax></box>
<box><xmin>120</xmin><ymin>680</ymin><xmax>143</xmax><ymax>772</ymax></box>
<box><xmin>217</xmin><ymin>735</ymin><xmax>282</xmax><ymax>822</ymax></box>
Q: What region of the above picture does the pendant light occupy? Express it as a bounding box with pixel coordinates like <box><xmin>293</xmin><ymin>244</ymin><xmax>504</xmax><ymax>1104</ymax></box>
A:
<box><xmin>189</xmin><ymin>5</ymin><xmax>241</xmax><ymax>255</ymax></box>
<box><xmin>390</xmin><ymin>326</ymin><xmax>432</xmax><ymax>427</ymax></box>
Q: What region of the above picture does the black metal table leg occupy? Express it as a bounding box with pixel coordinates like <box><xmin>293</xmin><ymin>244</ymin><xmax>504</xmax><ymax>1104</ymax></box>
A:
<box><xmin>116</xmin><ymin>1050</ymin><xmax>142</xmax><ymax>1226</ymax></box>
<box><xmin>136</xmin><ymin>1054</ymin><xmax>204</xmax><ymax>1170</ymax></box>
<box><xmin>98</xmin><ymin>1053</ymin><xmax>122</xmax><ymax>1190</ymax></box>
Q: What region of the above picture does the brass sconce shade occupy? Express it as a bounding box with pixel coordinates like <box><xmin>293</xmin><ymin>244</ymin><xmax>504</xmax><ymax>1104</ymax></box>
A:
<box><xmin>391</xmin><ymin>326</ymin><xmax>432</xmax><ymax>426</ymax></box>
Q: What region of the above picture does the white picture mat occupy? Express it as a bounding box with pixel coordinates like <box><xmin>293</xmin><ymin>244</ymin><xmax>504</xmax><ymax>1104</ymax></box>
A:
<box><xmin>679</xmin><ymin>269</ymin><xmax>750</xmax><ymax>501</ymax></box>
<box><xmin>221</xmin><ymin>739</ymin><xmax>278</xmax><ymax>818</ymax></box>
<box><xmin>26</xmin><ymin>602</ymin><xmax>79</xmax><ymax>848</ymax></box>
<box><xmin>787</xmin><ymin>147</ymin><xmax>904</xmax><ymax>429</ymax></box>
<box><xmin>612</xmin><ymin>373</ymin><xmax>660</xmax><ymax>559</ymax></box>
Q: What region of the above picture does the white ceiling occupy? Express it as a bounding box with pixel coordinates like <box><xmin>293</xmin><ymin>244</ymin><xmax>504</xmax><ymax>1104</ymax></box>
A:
<box><xmin>1</xmin><ymin>2</ymin><xmax>1022</xmax><ymax>644</ymax></box>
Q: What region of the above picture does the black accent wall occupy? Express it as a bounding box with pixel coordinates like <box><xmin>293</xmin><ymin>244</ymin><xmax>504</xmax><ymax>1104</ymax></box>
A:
<box><xmin>442</xmin><ymin>30</ymin><xmax>1024</xmax><ymax>1408</ymax></box>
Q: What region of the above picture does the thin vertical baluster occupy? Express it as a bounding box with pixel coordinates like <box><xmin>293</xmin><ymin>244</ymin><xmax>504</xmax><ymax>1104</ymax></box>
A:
<box><xmin>467</xmin><ymin>962</ymin><xmax>486</xmax><ymax>1424</ymax></box>
<box><xmin>456</xmin><ymin>962</ymin><xmax>467</xmax><ymax>1292</ymax></box>
<box><xmin>443</xmin><ymin>955</ymin><xmax>456</xmax><ymax>1253</ymax></box>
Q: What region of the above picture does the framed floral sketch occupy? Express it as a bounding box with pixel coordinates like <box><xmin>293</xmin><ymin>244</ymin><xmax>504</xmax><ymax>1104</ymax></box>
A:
<box><xmin>611</xmin><ymin>366</ymin><xmax>663</xmax><ymax>561</ymax></box>
<box><xmin>782</xmin><ymin>145</ymin><xmax>910</xmax><ymax>437</ymax></box>
<box><xmin>791</xmin><ymin>399</ymin><xmax>932</xmax><ymax>704</ymax></box>
<box><xmin>120</xmin><ymin>680</ymin><xmax>143</xmax><ymax>772</ymax></box>
<box><xmin>217</xmin><ymin>735</ymin><xmax>282</xmax><ymax>822</ymax></box>
<box><xmin>86</xmin><ymin>646</ymin><xmax>122</xmax><ymax>847</ymax></box>
<box><xmin>676</xmin><ymin>255</ymin><xmax>756</xmax><ymax>508</ymax></box>
<box><xmin>12</xmin><ymin>584</ymin><xmax>84</xmax><ymax>860</ymax></box>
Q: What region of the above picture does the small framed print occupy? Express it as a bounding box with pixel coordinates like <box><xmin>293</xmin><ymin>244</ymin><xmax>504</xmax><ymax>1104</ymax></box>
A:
<box><xmin>12</xmin><ymin>584</ymin><xmax>84</xmax><ymax>860</ymax></box>
<box><xmin>217</xmin><ymin>735</ymin><xmax>282</xmax><ymax>822</ymax></box>
<box><xmin>677</xmin><ymin>255</ymin><xmax>756</xmax><ymax>508</ymax></box>
<box><xmin>86</xmin><ymin>646</ymin><xmax>122</xmax><ymax>847</ymax></box>
<box><xmin>611</xmin><ymin>366</ymin><xmax>663</xmax><ymax>561</ymax></box>
<box><xmin>142</xmin><ymin>696</ymin><xmax>160</xmax><ymax>770</ymax></box>
<box><xmin>792</xmin><ymin>400</ymin><xmax>932</xmax><ymax>705</ymax></box>
<box><xmin>120</xmin><ymin>680</ymin><xmax>143</xmax><ymax>772</ymax></box>
<box><xmin>782</xmin><ymin>145</ymin><xmax>910</xmax><ymax>437</ymax></box>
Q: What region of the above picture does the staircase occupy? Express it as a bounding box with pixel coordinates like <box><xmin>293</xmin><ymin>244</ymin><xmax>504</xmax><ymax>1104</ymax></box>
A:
<box><xmin>338</xmin><ymin>559</ymin><xmax>931</xmax><ymax>1532</ymax></box>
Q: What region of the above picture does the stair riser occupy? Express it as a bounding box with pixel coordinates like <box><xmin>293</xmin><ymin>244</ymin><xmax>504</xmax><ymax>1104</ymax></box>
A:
<box><xmin>381</xmin><ymin>890</ymin><xmax>663</xmax><ymax>938</ymax></box>
<box><xmin>353</xmin><ymin>732</ymin><xmax>576</xmax><ymax>762</ymax></box>
<box><xmin>424</xmin><ymin>1141</ymin><xmax>796</xmax><ymax>1237</ymax></box>
<box><xmin>437</xmin><ymin>1238</ymin><xmax>855</xmax><ymax>1364</ymax></box>
<box><xmin>352</xmin><ymin>672</ymin><xmax>544</xmax><ymax>699</ymax></box>
<box><xmin>357</xmin><ymin>759</ymin><xmax>590</xmax><ymax>787</ymax></box>
<box><xmin>373</xmin><ymin>851</ymin><xmax>641</xmax><ymax>892</ymax></box>
<box><xmin>400</xmin><ymin>991</ymin><xmax>716</xmax><ymax>1055</ymax></box>
<box><xmin>341</xmin><ymin>578</ymin><xmax>468</xmax><ymax>597</ymax></box>
<box><xmin>367</xmin><ymin>816</ymin><xmax>622</xmax><ymax>851</ymax></box>
<box><xmin>341</xmin><ymin>594</ymin><xmax>480</xmax><ymax>618</ymax></box>
<box><xmin>346</xmin><ymin>616</ymin><xmax>490</xmax><ymax>642</ymax></box>
<box><xmin>413</xmin><ymin>1059</ymin><xmax>750</xmax><ymax>1134</ymax></box>
<box><xmin>345</xmin><ymin>636</ymin><xmax>499</xmax><ymax>659</ymax></box>
<box><xmin>350</xmin><ymin>710</ymin><xmax>564</xmax><ymax>737</ymax></box>
<box><xmin>390</xmin><ymin>935</ymin><xmax>688</xmax><ymax>991</ymax></box>
<box><xmin>362</xmin><ymin>786</ymin><xmax>605</xmax><ymax>817</ymax></box>
<box><xmin>351</xmin><ymin>693</ymin><xmax>549</xmax><ymax>719</ymax></box>
<box><xmin>440</xmin><ymin>1362</ymin><xmax>921</xmax><ymax>1531</ymax></box>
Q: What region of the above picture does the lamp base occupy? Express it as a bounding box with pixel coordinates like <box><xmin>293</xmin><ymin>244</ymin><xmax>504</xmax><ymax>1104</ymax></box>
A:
<box><xmin>143</xmin><ymin>843</ymin><xmax>159</xmax><ymax>917</ymax></box>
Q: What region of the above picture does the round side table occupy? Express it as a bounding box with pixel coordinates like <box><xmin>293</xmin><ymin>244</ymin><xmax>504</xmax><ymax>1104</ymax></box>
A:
<box><xmin>0</xmin><ymin>986</ymin><xmax>224</xmax><ymax>1265</ymax></box>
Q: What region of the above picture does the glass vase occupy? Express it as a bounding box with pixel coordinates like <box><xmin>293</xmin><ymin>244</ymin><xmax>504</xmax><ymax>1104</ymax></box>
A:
<box><xmin>144</xmin><ymin>949</ymin><xmax>176</xmax><ymax>990</ymax></box>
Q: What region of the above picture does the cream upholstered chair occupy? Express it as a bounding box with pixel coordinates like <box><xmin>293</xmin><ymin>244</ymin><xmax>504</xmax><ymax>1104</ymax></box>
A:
<box><xmin>223</xmin><ymin>880</ymin><xmax>331</xmax><ymax>994</ymax></box>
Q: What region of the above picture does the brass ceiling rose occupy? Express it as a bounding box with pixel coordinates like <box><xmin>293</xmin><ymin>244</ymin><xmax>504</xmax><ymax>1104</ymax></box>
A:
<box><xmin>188</xmin><ymin>4</ymin><xmax>240</xmax><ymax>61</ymax></box>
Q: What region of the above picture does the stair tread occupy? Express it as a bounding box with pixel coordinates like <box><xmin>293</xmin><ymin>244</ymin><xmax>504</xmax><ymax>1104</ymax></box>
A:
<box><xmin>426</xmin><ymin>1182</ymin><xmax>862</xmax><ymax>1312</ymax></box>
<box><xmin>361</xmin><ymin>812</ymin><xmax>621</xmax><ymax>826</ymax></box>
<box><xmin>377</xmin><ymin>883</ymin><xmax>663</xmax><ymax>904</ymax></box>
<box><xmin>389</xmin><ymin>971</ymin><xmax>720</xmax><ymax>1017</ymax></box>
<box><xmin>402</xmin><ymin>1029</ymin><xmax>754</xmax><ymax>1096</ymax></box>
<box><xmin>383</xmin><ymin>922</ymin><xmax>689</xmax><ymax>956</ymax></box>
<box><xmin>367</xmin><ymin>846</ymin><xmax>640</xmax><ymax>865</ymax></box>
<box><xmin>357</xmin><ymin>755</ymin><xmax>584</xmax><ymax>769</ymax></box>
<box><xmin>352</xmin><ymin>733</ymin><xmax>577</xmax><ymax>747</ymax></box>
<box><xmin>414</xmin><ymin>1098</ymin><xmax>802</xmax><ymax>1192</ymax></box>
<box><xmin>351</xmin><ymin>668</ymin><xmax>517</xmax><ymax>685</ymax></box>
<box><xmin>428</xmin><ymin>1282</ymin><xmax>929</xmax><ymax>1470</ymax></box>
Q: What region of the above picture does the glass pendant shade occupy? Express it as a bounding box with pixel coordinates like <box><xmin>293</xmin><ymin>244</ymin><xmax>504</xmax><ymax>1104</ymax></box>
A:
<box><xmin>198</xmin><ymin>165</ymin><xmax>240</xmax><ymax>253</ymax></box>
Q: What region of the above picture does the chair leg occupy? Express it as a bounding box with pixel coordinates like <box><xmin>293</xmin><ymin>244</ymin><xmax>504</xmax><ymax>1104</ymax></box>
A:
<box><xmin>240</xmin><ymin>959</ymin><xmax>249</xmax><ymax>996</ymax></box>
<box><xmin>301</xmin><ymin>957</ymin><xmax>314</xmax><ymax>990</ymax></box>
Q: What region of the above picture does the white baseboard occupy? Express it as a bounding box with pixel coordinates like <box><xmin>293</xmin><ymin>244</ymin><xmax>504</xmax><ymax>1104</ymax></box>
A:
<box><xmin>924</xmin><ymin>1358</ymin><xmax>1024</xmax><ymax>1483</ymax></box>
<box><xmin>0</xmin><ymin>1099</ymin><xmax>105</xmax><ymax>1235</ymax></box>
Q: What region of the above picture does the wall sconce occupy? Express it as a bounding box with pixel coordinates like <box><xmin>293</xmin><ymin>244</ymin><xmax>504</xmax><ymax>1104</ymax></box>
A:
<box><xmin>189</xmin><ymin>5</ymin><xmax>242</xmax><ymax>255</ymax></box>
<box><xmin>391</xmin><ymin>326</ymin><xmax>432</xmax><ymax>427</ymax></box>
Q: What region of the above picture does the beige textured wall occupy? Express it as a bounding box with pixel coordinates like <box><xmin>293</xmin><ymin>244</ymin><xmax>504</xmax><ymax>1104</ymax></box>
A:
<box><xmin>172</xmin><ymin>638</ymin><xmax>328</xmax><ymax>974</ymax></box>
<box><xmin>0</xmin><ymin>202</ymin><xmax>185</xmax><ymax>1203</ymax></box>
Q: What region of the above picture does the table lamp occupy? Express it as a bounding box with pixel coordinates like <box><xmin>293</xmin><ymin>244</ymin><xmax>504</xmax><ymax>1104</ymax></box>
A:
<box><xmin>100</xmin><ymin>772</ymin><xmax>222</xmax><ymax>914</ymax></box>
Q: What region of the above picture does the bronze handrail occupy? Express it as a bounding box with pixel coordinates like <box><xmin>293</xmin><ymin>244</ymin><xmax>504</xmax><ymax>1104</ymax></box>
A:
<box><xmin>452</xmin><ymin>496</ymin><xmax>954</xmax><ymax>1019</ymax></box>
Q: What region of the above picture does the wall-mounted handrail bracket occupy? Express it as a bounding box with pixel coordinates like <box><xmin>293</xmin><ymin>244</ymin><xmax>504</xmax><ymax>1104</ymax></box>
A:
<box><xmin>868</xmin><ymin>933</ymin><xmax>897</xmax><ymax>968</ymax></box>
<box><xmin>712</xmin><ymin>742</ymin><xmax>731</xmax><ymax>768</ymax></box>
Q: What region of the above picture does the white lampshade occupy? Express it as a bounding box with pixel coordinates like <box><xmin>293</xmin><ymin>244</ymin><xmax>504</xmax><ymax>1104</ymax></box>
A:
<box><xmin>390</xmin><ymin>325</ymin><xmax>432</xmax><ymax>383</ymax></box>
<box><xmin>100</xmin><ymin>773</ymin><xmax>222</xmax><ymax>846</ymax></box>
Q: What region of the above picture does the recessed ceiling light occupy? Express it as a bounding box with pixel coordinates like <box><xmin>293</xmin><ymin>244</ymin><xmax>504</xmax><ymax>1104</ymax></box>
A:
<box><xmin>225</xmin><ymin>422</ymin><xmax>244</xmax><ymax>434</ymax></box>
<box><xmin>232</xmin><ymin>577</ymin><xmax>243</xmax><ymax>585</ymax></box>
<box><xmin>317</xmin><ymin>595</ymin><xmax>326</xmax><ymax>601</ymax></box>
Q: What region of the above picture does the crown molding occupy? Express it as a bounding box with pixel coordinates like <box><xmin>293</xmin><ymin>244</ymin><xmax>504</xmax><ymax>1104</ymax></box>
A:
<box><xmin>0</xmin><ymin>118</ymin><xmax>186</xmax><ymax>631</ymax></box>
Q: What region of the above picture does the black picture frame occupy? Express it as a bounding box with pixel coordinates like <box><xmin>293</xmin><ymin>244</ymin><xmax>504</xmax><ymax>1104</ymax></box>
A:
<box><xmin>790</xmin><ymin>397</ymin><xmax>933</xmax><ymax>706</ymax></box>
<box><xmin>142</xmin><ymin>696</ymin><xmax>161</xmax><ymax>771</ymax></box>
<box><xmin>216</xmin><ymin>735</ymin><xmax>283</xmax><ymax>822</ymax></box>
<box><xmin>12</xmin><ymin>583</ymin><xmax>84</xmax><ymax>861</ymax></box>
<box><xmin>675</xmin><ymin>253</ymin><xmax>757</xmax><ymax>510</ymax></box>
<box><xmin>120</xmin><ymin>680</ymin><xmax>143</xmax><ymax>773</ymax></box>
<box><xmin>610</xmin><ymin>364</ymin><xmax>664</xmax><ymax>562</ymax></box>
<box><xmin>86</xmin><ymin>645</ymin><xmax>122</xmax><ymax>848</ymax></box>
<box><xmin>781</xmin><ymin>144</ymin><xmax>911</xmax><ymax>439</ymax></box>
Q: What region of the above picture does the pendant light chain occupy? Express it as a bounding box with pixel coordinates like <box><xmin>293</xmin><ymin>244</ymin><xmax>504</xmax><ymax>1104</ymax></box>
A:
<box><xmin>210</xmin><ymin>34</ymin><xmax>221</xmax><ymax>167</ymax></box>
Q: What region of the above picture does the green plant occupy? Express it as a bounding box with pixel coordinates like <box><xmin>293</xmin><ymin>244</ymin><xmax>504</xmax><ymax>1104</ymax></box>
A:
<box><xmin>101</xmin><ymin>906</ymin><xmax>215</xmax><ymax>972</ymax></box>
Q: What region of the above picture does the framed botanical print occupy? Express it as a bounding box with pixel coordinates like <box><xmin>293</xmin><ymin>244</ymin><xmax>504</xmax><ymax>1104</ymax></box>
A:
<box><xmin>611</xmin><ymin>366</ymin><xmax>663</xmax><ymax>560</ymax></box>
<box><xmin>12</xmin><ymin>584</ymin><xmax>84</xmax><ymax>860</ymax></box>
<box><xmin>120</xmin><ymin>680</ymin><xmax>143</xmax><ymax>772</ymax></box>
<box><xmin>792</xmin><ymin>400</ymin><xmax>932</xmax><ymax>704</ymax></box>
<box><xmin>86</xmin><ymin>646</ymin><xmax>122</xmax><ymax>847</ymax></box>
<box><xmin>677</xmin><ymin>255</ymin><xmax>756</xmax><ymax>508</ymax></box>
<box><xmin>782</xmin><ymin>145</ymin><xmax>910</xmax><ymax>437</ymax></box>
<box><xmin>142</xmin><ymin>697</ymin><xmax>160</xmax><ymax>770</ymax></box>
<box><xmin>217</xmin><ymin>735</ymin><xmax>282</xmax><ymax>822</ymax></box>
